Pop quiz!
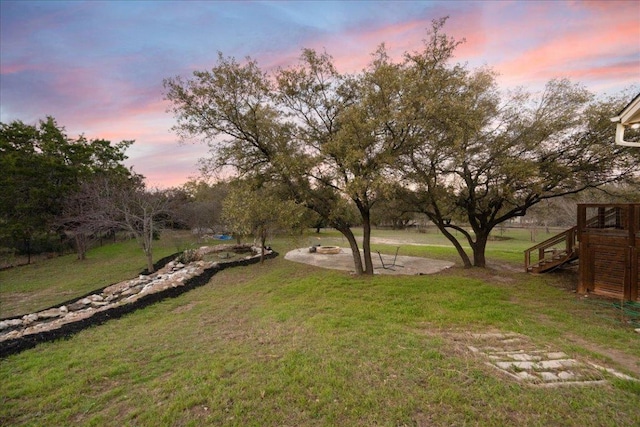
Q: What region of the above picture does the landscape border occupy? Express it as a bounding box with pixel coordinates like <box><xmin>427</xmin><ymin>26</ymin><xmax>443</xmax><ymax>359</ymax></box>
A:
<box><xmin>0</xmin><ymin>250</ymin><xmax>278</xmax><ymax>358</ymax></box>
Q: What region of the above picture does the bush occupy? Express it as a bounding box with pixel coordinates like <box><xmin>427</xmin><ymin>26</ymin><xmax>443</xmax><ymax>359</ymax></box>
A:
<box><xmin>176</xmin><ymin>248</ymin><xmax>201</xmax><ymax>264</ymax></box>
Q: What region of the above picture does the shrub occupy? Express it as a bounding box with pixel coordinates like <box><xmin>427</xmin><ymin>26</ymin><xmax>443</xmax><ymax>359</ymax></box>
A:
<box><xmin>176</xmin><ymin>248</ymin><xmax>201</xmax><ymax>264</ymax></box>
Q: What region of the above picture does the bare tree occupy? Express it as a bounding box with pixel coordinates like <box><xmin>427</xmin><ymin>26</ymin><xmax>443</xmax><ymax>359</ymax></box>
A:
<box><xmin>171</xmin><ymin>180</ymin><xmax>229</xmax><ymax>239</ymax></box>
<box><xmin>57</xmin><ymin>180</ymin><xmax>105</xmax><ymax>260</ymax></box>
<box><xmin>104</xmin><ymin>183</ymin><xmax>168</xmax><ymax>273</ymax></box>
<box><xmin>62</xmin><ymin>175</ymin><xmax>169</xmax><ymax>272</ymax></box>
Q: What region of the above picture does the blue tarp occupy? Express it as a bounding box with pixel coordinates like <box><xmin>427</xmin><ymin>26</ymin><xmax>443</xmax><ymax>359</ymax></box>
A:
<box><xmin>213</xmin><ymin>234</ymin><xmax>233</xmax><ymax>240</ymax></box>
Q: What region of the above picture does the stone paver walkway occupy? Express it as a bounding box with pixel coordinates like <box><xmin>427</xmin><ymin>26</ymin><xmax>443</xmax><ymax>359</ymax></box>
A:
<box><xmin>462</xmin><ymin>332</ymin><xmax>637</xmax><ymax>387</ymax></box>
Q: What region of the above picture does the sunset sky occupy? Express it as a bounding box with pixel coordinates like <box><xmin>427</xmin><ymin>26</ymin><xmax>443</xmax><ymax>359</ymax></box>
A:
<box><xmin>1</xmin><ymin>0</ymin><xmax>639</xmax><ymax>188</ymax></box>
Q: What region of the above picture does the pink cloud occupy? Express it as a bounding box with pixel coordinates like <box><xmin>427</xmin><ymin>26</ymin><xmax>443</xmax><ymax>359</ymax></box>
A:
<box><xmin>258</xmin><ymin>4</ymin><xmax>505</xmax><ymax>76</ymax></box>
<box><xmin>123</xmin><ymin>138</ymin><xmax>210</xmax><ymax>188</ymax></box>
<box><xmin>496</xmin><ymin>18</ymin><xmax>639</xmax><ymax>89</ymax></box>
<box><xmin>327</xmin><ymin>10</ymin><xmax>491</xmax><ymax>72</ymax></box>
<box><xmin>78</xmin><ymin>116</ymin><xmax>204</xmax><ymax>189</ymax></box>
<box><xmin>0</xmin><ymin>61</ymin><xmax>34</xmax><ymax>75</ymax></box>
<box><xmin>483</xmin><ymin>1</ymin><xmax>639</xmax><ymax>91</ymax></box>
<box><xmin>568</xmin><ymin>60</ymin><xmax>639</xmax><ymax>81</ymax></box>
<box><xmin>255</xmin><ymin>3</ymin><xmax>481</xmax><ymax>74</ymax></box>
<box><xmin>569</xmin><ymin>0</ymin><xmax>631</xmax><ymax>14</ymax></box>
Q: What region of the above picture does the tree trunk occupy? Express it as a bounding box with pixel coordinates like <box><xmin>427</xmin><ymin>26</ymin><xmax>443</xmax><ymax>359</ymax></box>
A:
<box><xmin>145</xmin><ymin>250</ymin><xmax>155</xmax><ymax>273</ymax></box>
<box><xmin>260</xmin><ymin>227</ymin><xmax>266</xmax><ymax>264</ymax></box>
<box><xmin>361</xmin><ymin>210</ymin><xmax>374</xmax><ymax>275</ymax></box>
<box><xmin>471</xmin><ymin>233</ymin><xmax>489</xmax><ymax>268</ymax></box>
<box><xmin>437</xmin><ymin>225</ymin><xmax>473</xmax><ymax>268</ymax></box>
<box><xmin>336</xmin><ymin>225</ymin><xmax>364</xmax><ymax>274</ymax></box>
<box><xmin>75</xmin><ymin>233</ymin><xmax>87</xmax><ymax>260</ymax></box>
<box><xmin>144</xmin><ymin>218</ymin><xmax>155</xmax><ymax>273</ymax></box>
<box><xmin>25</xmin><ymin>237</ymin><xmax>32</xmax><ymax>265</ymax></box>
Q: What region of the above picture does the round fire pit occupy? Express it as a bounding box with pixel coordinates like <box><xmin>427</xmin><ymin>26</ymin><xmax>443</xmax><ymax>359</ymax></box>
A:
<box><xmin>316</xmin><ymin>246</ymin><xmax>341</xmax><ymax>255</ymax></box>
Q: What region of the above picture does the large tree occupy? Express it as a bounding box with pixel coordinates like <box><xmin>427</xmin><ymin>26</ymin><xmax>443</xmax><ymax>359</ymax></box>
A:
<box><xmin>165</xmin><ymin>18</ymin><xmax>638</xmax><ymax>272</ymax></box>
<box><xmin>276</xmin><ymin>48</ymin><xmax>409</xmax><ymax>273</ymax></box>
<box><xmin>0</xmin><ymin>117</ymin><xmax>132</xmax><ymax>262</ymax></box>
<box><xmin>164</xmin><ymin>48</ymin><xmax>407</xmax><ymax>274</ymax></box>
<box><xmin>396</xmin><ymin>24</ymin><xmax>639</xmax><ymax>267</ymax></box>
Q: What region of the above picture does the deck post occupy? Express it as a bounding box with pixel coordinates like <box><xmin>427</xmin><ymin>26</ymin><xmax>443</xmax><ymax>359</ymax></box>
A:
<box><xmin>577</xmin><ymin>205</ymin><xmax>588</xmax><ymax>294</ymax></box>
<box><xmin>630</xmin><ymin>205</ymin><xmax>638</xmax><ymax>301</ymax></box>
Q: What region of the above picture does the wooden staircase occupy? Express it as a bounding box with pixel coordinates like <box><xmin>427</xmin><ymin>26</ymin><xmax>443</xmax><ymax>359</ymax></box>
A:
<box><xmin>524</xmin><ymin>207</ymin><xmax>625</xmax><ymax>274</ymax></box>
<box><xmin>524</xmin><ymin>226</ymin><xmax>579</xmax><ymax>274</ymax></box>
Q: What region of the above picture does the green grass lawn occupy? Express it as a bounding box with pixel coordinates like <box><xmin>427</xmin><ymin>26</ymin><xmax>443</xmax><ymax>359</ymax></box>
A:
<box><xmin>0</xmin><ymin>230</ymin><xmax>199</xmax><ymax>318</ymax></box>
<box><xmin>1</xmin><ymin>228</ymin><xmax>639</xmax><ymax>426</ymax></box>
<box><xmin>0</xmin><ymin>226</ymin><xmax>560</xmax><ymax>319</ymax></box>
<box><xmin>309</xmin><ymin>225</ymin><xmax>563</xmax><ymax>266</ymax></box>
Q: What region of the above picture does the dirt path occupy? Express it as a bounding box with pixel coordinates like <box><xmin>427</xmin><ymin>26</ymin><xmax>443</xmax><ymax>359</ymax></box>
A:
<box><xmin>563</xmin><ymin>334</ymin><xmax>640</xmax><ymax>377</ymax></box>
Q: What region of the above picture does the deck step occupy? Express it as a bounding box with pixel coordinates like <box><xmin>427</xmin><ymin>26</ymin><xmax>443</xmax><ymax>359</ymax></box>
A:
<box><xmin>524</xmin><ymin>226</ymin><xmax>579</xmax><ymax>274</ymax></box>
<box><xmin>528</xmin><ymin>251</ymin><xmax>578</xmax><ymax>274</ymax></box>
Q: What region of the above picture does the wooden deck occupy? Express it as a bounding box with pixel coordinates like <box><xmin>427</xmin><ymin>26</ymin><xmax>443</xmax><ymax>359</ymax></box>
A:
<box><xmin>577</xmin><ymin>204</ymin><xmax>639</xmax><ymax>301</ymax></box>
<box><xmin>525</xmin><ymin>203</ymin><xmax>639</xmax><ymax>301</ymax></box>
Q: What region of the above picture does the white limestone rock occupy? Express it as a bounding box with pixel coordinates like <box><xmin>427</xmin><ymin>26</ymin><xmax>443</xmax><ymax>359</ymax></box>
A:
<box><xmin>22</xmin><ymin>313</ymin><xmax>39</xmax><ymax>324</ymax></box>
<box><xmin>90</xmin><ymin>301</ymin><xmax>109</xmax><ymax>307</ymax></box>
<box><xmin>0</xmin><ymin>245</ymin><xmax>250</xmax><ymax>346</ymax></box>
<box><xmin>68</xmin><ymin>299</ymin><xmax>92</xmax><ymax>311</ymax></box>
<box><xmin>0</xmin><ymin>319</ymin><xmax>23</xmax><ymax>330</ymax></box>
<box><xmin>37</xmin><ymin>308</ymin><xmax>63</xmax><ymax>319</ymax></box>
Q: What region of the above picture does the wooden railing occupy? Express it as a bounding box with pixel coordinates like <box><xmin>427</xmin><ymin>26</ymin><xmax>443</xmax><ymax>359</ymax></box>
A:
<box><xmin>524</xmin><ymin>226</ymin><xmax>578</xmax><ymax>273</ymax></box>
<box><xmin>584</xmin><ymin>207</ymin><xmax>627</xmax><ymax>230</ymax></box>
<box><xmin>525</xmin><ymin>206</ymin><xmax>631</xmax><ymax>274</ymax></box>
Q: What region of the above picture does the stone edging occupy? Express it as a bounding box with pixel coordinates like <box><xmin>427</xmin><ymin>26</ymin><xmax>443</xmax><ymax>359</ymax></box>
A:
<box><xmin>0</xmin><ymin>246</ymin><xmax>277</xmax><ymax>358</ymax></box>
